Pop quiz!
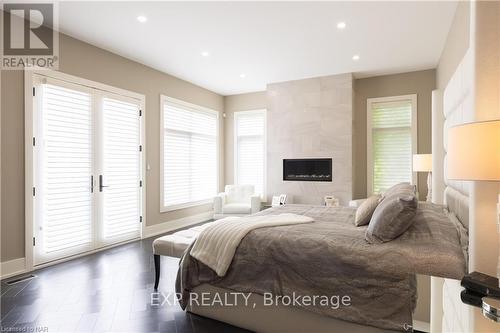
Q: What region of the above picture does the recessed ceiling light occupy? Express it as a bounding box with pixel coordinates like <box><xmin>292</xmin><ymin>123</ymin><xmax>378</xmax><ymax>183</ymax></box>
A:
<box><xmin>239</xmin><ymin>73</ymin><xmax>246</xmax><ymax>78</ymax></box>
<box><xmin>201</xmin><ymin>51</ymin><xmax>210</xmax><ymax>57</ymax></box>
<box><xmin>137</xmin><ymin>15</ymin><xmax>147</xmax><ymax>23</ymax></box>
<box><xmin>352</xmin><ymin>54</ymin><xmax>360</xmax><ymax>61</ymax></box>
<box><xmin>337</xmin><ymin>22</ymin><xmax>346</xmax><ymax>30</ymax></box>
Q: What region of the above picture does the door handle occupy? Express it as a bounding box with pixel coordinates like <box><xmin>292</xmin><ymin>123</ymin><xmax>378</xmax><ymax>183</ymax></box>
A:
<box><xmin>91</xmin><ymin>175</ymin><xmax>94</xmax><ymax>193</ymax></box>
<box><xmin>99</xmin><ymin>175</ymin><xmax>110</xmax><ymax>192</ymax></box>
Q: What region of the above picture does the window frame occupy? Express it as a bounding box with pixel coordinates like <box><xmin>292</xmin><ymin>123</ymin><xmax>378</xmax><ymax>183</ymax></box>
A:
<box><xmin>233</xmin><ymin>109</ymin><xmax>267</xmax><ymax>201</ymax></box>
<box><xmin>159</xmin><ymin>95</ymin><xmax>220</xmax><ymax>212</ymax></box>
<box><xmin>366</xmin><ymin>94</ymin><xmax>418</xmax><ymax>195</ymax></box>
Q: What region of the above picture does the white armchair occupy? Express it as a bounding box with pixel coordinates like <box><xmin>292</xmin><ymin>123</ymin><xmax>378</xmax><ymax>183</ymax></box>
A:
<box><xmin>213</xmin><ymin>185</ymin><xmax>261</xmax><ymax>219</ymax></box>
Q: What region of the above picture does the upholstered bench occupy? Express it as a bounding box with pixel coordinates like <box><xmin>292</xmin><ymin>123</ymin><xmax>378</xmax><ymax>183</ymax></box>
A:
<box><xmin>152</xmin><ymin>222</ymin><xmax>215</xmax><ymax>289</ymax></box>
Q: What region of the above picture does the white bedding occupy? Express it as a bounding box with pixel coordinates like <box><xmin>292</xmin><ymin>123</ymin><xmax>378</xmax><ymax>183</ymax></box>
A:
<box><xmin>190</xmin><ymin>213</ymin><xmax>314</xmax><ymax>276</ymax></box>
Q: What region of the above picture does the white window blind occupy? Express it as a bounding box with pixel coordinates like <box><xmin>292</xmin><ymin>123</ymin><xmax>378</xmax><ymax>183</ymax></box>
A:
<box><xmin>33</xmin><ymin>74</ymin><xmax>144</xmax><ymax>266</ymax></box>
<box><xmin>368</xmin><ymin>97</ymin><xmax>416</xmax><ymax>194</ymax></box>
<box><xmin>161</xmin><ymin>97</ymin><xmax>218</xmax><ymax>209</ymax></box>
<box><xmin>235</xmin><ymin>111</ymin><xmax>265</xmax><ymax>196</ymax></box>
<box><xmin>102</xmin><ymin>97</ymin><xmax>141</xmax><ymax>240</ymax></box>
<box><xmin>41</xmin><ymin>84</ymin><xmax>93</xmax><ymax>254</ymax></box>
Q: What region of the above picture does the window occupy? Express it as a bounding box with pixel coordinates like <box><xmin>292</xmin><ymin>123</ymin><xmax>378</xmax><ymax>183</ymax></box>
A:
<box><xmin>367</xmin><ymin>95</ymin><xmax>417</xmax><ymax>195</ymax></box>
<box><xmin>161</xmin><ymin>96</ymin><xmax>219</xmax><ymax>211</ymax></box>
<box><xmin>234</xmin><ymin>110</ymin><xmax>266</xmax><ymax>198</ymax></box>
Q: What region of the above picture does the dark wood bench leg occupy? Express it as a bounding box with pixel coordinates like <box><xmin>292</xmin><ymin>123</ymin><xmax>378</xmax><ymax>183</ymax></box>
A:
<box><xmin>154</xmin><ymin>254</ymin><xmax>160</xmax><ymax>290</ymax></box>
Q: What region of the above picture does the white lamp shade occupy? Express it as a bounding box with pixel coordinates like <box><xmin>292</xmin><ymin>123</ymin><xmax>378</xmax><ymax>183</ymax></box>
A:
<box><xmin>447</xmin><ymin>120</ymin><xmax>500</xmax><ymax>181</ymax></box>
<box><xmin>413</xmin><ymin>154</ymin><xmax>432</xmax><ymax>172</ymax></box>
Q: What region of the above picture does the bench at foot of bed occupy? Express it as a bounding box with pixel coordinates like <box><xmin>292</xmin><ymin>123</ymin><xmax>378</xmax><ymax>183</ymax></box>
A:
<box><xmin>152</xmin><ymin>222</ymin><xmax>215</xmax><ymax>289</ymax></box>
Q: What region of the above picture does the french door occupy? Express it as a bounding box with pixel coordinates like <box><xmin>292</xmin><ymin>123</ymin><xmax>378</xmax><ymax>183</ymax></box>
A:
<box><xmin>32</xmin><ymin>75</ymin><xmax>144</xmax><ymax>265</ymax></box>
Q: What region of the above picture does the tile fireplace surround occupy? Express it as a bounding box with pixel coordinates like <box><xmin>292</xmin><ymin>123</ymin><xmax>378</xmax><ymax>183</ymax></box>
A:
<box><xmin>266</xmin><ymin>73</ymin><xmax>353</xmax><ymax>205</ymax></box>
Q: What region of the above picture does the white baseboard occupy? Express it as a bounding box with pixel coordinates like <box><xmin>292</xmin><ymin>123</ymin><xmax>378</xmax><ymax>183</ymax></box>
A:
<box><xmin>413</xmin><ymin>319</ymin><xmax>430</xmax><ymax>332</ymax></box>
<box><xmin>1</xmin><ymin>257</ymin><xmax>27</xmax><ymax>280</ymax></box>
<box><xmin>143</xmin><ymin>211</ymin><xmax>213</xmax><ymax>239</ymax></box>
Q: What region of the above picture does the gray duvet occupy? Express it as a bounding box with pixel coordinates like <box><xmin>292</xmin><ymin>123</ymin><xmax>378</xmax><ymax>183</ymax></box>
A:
<box><xmin>176</xmin><ymin>203</ymin><xmax>466</xmax><ymax>331</ymax></box>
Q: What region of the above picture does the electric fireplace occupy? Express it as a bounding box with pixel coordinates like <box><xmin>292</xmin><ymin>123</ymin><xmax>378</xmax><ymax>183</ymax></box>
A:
<box><xmin>283</xmin><ymin>158</ymin><xmax>332</xmax><ymax>182</ymax></box>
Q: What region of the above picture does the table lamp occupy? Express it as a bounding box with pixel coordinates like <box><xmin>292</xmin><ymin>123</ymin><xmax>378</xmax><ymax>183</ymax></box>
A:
<box><xmin>413</xmin><ymin>154</ymin><xmax>432</xmax><ymax>202</ymax></box>
<box><xmin>448</xmin><ymin>119</ymin><xmax>500</xmax><ymax>243</ymax></box>
<box><xmin>447</xmin><ymin>120</ymin><xmax>500</xmax><ymax>182</ymax></box>
<box><xmin>447</xmin><ymin>119</ymin><xmax>500</xmax><ymax>320</ymax></box>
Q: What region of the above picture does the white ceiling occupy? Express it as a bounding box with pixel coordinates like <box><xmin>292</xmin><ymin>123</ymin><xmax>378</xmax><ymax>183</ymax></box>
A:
<box><xmin>58</xmin><ymin>1</ymin><xmax>458</xmax><ymax>96</ymax></box>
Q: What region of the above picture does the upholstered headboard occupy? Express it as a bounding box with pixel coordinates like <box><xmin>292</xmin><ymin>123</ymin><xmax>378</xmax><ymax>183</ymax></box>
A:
<box><xmin>435</xmin><ymin>50</ymin><xmax>473</xmax><ymax>333</ymax></box>
<box><xmin>441</xmin><ymin>50</ymin><xmax>473</xmax><ymax>229</ymax></box>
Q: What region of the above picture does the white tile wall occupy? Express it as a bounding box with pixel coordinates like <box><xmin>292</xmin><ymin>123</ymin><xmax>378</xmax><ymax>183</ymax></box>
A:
<box><xmin>266</xmin><ymin>74</ymin><xmax>353</xmax><ymax>205</ymax></box>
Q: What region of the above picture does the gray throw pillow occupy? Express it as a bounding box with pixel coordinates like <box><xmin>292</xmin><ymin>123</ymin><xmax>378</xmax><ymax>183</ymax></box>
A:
<box><xmin>365</xmin><ymin>192</ymin><xmax>418</xmax><ymax>244</ymax></box>
<box><xmin>383</xmin><ymin>182</ymin><xmax>416</xmax><ymax>198</ymax></box>
<box><xmin>354</xmin><ymin>194</ymin><xmax>381</xmax><ymax>226</ymax></box>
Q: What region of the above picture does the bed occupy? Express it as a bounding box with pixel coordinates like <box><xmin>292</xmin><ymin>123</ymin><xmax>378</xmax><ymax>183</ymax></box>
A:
<box><xmin>172</xmin><ymin>203</ymin><xmax>467</xmax><ymax>332</ymax></box>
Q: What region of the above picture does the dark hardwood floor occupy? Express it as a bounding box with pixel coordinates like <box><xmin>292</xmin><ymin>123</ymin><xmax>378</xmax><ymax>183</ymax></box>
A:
<box><xmin>1</xmin><ymin>229</ymin><xmax>252</xmax><ymax>333</ymax></box>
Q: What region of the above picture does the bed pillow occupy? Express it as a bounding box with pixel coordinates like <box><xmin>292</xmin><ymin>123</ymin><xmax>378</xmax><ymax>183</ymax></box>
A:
<box><xmin>354</xmin><ymin>194</ymin><xmax>381</xmax><ymax>226</ymax></box>
<box><xmin>383</xmin><ymin>182</ymin><xmax>416</xmax><ymax>198</ymax></box>
<box><xmin>365</xmin><ymin>192</ymin><xmax>418</xmax><ymax>244</ymax></box>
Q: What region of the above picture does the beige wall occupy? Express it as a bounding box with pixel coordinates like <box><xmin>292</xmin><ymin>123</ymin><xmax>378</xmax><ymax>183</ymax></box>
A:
<box><xmin>437</xmin><ymin>1</ymin><xmax>470</xmax><ymax>90</ymax></box>
<box><xmin>1</xmin><ymin>34</ymin><xmax>224</xmax><ymax>262</ymax></box>
<box><xmin>353</xmin><ymin>69</ymin><xmax>436</xmax><ymax>200</ymax></box>
<box><xmin>223</xmin><ymin>92</ymin><xmax>267</xmax><ymax>185</ymax></box>
<box><xmin>1</xmin><ymin>71</ymin><xmax>24</xmax><ymax>262</ymax></box>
